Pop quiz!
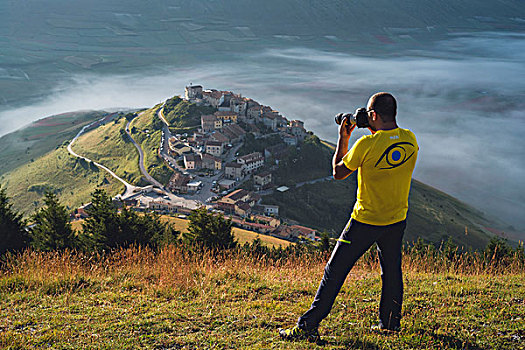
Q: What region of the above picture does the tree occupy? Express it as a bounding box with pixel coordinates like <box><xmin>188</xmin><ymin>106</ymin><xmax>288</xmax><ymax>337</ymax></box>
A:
<box><xmin>81</xmin><ymin>189</ymin><xmax>179</xmax><ymax>251</ymax></box>
<box><xmin>317</xmin><ymin>231</ymin><xmax>334</xmax><ymax>252</ymax></box>
<box><xmin>30</xmin><ymin>192</ymin><xmax>77</xmax><ymax>251</ymax></box>
<box><xmin>185</xmin><ymin>207</ymin><xmax>236</xmax><ymax>249</ymax></box>
<box><xmin>0</xmin><ymin>185</ymin><xmax>29</xmax><ymax>255</ymax></box>
<box><xmin>485</xmin><ymin>237</ymin><xmax>512</xmax><ymax>264</ymax></box>
<box><xmin>81</xmin><ymin>189</ymin><xmax>121</xmax><ymax>250</ymax></box>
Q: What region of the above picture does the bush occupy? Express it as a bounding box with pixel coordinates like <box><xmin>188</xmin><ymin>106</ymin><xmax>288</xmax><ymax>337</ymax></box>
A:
<box><xmin>184</xmin><ymin>207</ymin><xmax>236</xmax><ymax>250</ymax></box>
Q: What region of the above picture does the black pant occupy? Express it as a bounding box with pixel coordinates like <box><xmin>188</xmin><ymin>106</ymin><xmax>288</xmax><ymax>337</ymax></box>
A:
<box><xmin>298</xmin><ymin>219</ymin><xmax>406</xmax><ymax>330</ymax></box>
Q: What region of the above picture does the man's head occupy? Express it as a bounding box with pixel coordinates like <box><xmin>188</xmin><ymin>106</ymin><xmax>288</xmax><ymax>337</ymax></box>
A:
<box><xmin>366</xmin><ymin>92</ymin><xmax>397</xmax><ymax>126</ymax></box>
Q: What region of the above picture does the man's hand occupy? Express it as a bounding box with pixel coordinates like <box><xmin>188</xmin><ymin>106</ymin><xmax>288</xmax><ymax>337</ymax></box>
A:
<box><xmin>333</xmin><ymin>117</ymin><xmax>355</xmax><ymax>180</ymax></box>
<box><xmin>339</xmin><ymin>117</ymin><xmax>356</xmax><ymax>139</ymax></box>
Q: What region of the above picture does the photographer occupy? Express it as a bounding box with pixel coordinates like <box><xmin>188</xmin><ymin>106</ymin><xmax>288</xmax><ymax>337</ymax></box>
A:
<box><xmin>279</xmin><ymin>92</ymin><xmax>418</xmax><ymax>341</ymax></box>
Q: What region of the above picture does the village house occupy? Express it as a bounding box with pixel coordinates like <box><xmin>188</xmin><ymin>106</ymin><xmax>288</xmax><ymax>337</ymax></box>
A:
<box><xmin>214</xmin><ymin>110</ymin><xmax>239</xmax><ymax>123</ymax></box>
<box><xmin>230</xmin><ymin>217</ymin><xmax>275</xmax><ymax>234</ymax></box>
<box><xmin>167</xmin><ymin>172</ymin><xmax>190</xmax><ymax>194</ymax></box>
<box><xmin>205</xmin><ymin>140</ymin><xmax>223</xmax><ymax>157</ymax></box>
<box><xmin>222</xmin><ymin>124</ymin><xmax>246</xmax><ymax>144</ymax></box>
<box><xmin>253</xmin><ymin>171</ymin><xmax>272</xmax><ymax>189</ymax></box>
<box><xmin>264</xmin><ymin>205</ymin><xmax>279</xmax><ymax>216</ymax></box>
<box><xmin>237</xmin><ymin>152</ymin><xmax>264</xmax><ymax>174</ymax></box>
<box><xmin>148</xmin><ymin>199</ymin><xmax>177</xmax><ymax>213</ymax></box>
<box><xmin>224</xmin><ymin>162</ymin><xmax>244</xmax><ymax>179</ymax></box>
<box><xmin>229</xmin><ymin>96</ymin><xmax>247</xmax><ymax>115</ymax></box>
<box><xmin>217</xmin><ymin>179</ymin><xmax>236</xmax><ymax>191</ymax></box>
<box><xmin>202</xmin><ymin>90</ymin><xmax>223</xmax><ymax>108</ymax></box>
<box><xmin>247</xmin><ymin>105</ymin><xmax>262</xmax><ymax>120</ymax></box>
<box><xmin>276</xmin><ymin>225</ymin><xmax>318</xmax><ymax>241</ymax></box>
<box><xmin>184</xmin><ymin>153</ymin><xmax>202</xmax><ymax>170</ymax></box>
<box><xmin>168</xmin><ymin>138</ymin><xmax>191</xmax><ymax>156</ymax></box>
<box><xmin>187</xmin><ymin>181</ymin><xmax>203</xmax><ymax>193</ymax></box>
<box><xmin>288</xmin><ymin>119</ymin><xmax>307</xmax><ymax>139</ymax></box>
<box><xmin>201</xmin><ymin>114</ymin><xmax>216</xmax><ymax>133</ymax></box>
<box><xmin>281</xmin><ymin>133</ymin><xmax>298</xmax><ymax>146</ymax></box>
<box><xmin>235</xmin><ymin>202</ymin><xmax>252</xmax><ymax>217</ymax></box>
<box><xmin>202</xmin><ymin>153</ymin><xmax>222</xmax><ymax>170</ymax></box>
<box><xmin>185</xmin><ymin>85</ymin><xmax>203</xmax><ymax>100</ymax></box>
<box><xmin>250</xmin><ymin>214</ymin><xmax>280</xmax><ymax>228</ymax></box>
<box><xmin>217</xmin><ymin>189</ymin><xmax>258</xmax><ymax>216</ymax></box>
<box><xmin>209</xmin><ymin>131</ymin><xmax>230</xmax><ymax>146</ymax></box>
<box><xmin>218</xmin><ymin>93</ymin><xmax>234</xmax><ymax>111</ymax></box>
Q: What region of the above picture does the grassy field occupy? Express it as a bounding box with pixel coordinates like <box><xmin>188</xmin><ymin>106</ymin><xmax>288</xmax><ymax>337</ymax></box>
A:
<box><xmin>0</xmin><ymin>247</ymin><xmax>523</xmax><ymax>349</ymax></box>
<box><xmin>130</xmin><ymin>107</ymin><xmax>173</xmax><ymax>185</ymax></box>
<box><xmin>0</xmin><ymin>111</ymin><xmax>107</xmax><ymax>177</ymax></box>
<box><xmin>0</xmin><ymin>146</ymin><xmax>123</xmax><ymax>216</ymax></box>
<box><xmin>71</xmin><ymin>216</ymin><xmax>291</xmax><ymax>248</ymax></box>
<box><xmin>72</xmin><ymin>117</ymin><xmax>143</xmax><ymax>186</ymax></box>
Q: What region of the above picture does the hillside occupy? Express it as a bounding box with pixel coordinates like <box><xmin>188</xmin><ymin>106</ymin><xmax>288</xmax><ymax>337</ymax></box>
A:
<box><xmin>262</xmin><ymin>177</ymin><xmax>498</xmax><ymax>251</ymax></box>
<box><xmin>260</xmin><ymin>139</ymin><xmax>501</xmax><ymax>250</ymax></box>
<box><xmin>0</xmin><ymin>111</ymin><xmax>107</xmax><ymax>177</ymax></box>
<box><xmin>0</xmin><ymin>111</ymin><xmax>127</xmax><ymax>214</ymax></box>
<box><xmin>1</xmin><ymin>146</ymin><xmax>122</xmax><ymax>215</ymax></box>
<box><xmin>0</xmin><ymin>95</ymin><xmax>508</xmax><ymax>250</ymax></box>
<box><xmin>162</xmin><ymin>96</ymin><xmax>216</xmax><ymax>129</ymax></box>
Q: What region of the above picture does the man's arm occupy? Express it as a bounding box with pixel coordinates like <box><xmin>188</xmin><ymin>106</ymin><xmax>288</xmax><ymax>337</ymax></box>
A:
<box><xmin>332</xmin><ymin>119</ymin><xmax>355</xmax><ymax>180</ymax></box>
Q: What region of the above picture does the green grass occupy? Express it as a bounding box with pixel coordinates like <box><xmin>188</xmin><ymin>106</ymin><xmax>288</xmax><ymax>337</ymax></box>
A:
<box><xmin>72</xmin><ymin>117</ymin><xmax>143</xmax><ymax>185</ymax></box>
<box><xmin>0</xmin><ymin>146</ymin><xmax>123</xmax><ymax>216</ymax></box>
<box><xmin>162</xmin><ymin>96</ymin><xmax>216</xmax><ymax>128</ymax></box>
<box><xmin>131</xmin><ymin>108</ymin><xmax>173</xmax><ymax>185</ymax></box>
<box><xmin>0</xmin><ymin>248</ymin><xmax>523</xmax><ymax>349</ymax></box>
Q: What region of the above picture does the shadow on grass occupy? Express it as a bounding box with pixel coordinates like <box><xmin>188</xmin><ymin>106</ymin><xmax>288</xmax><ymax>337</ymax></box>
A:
<box><xmin>318</xmin><ymin>328</ymin><xmax>487</xmax><ymax>350</ymax></box>
<box><xmin>321</xmin><ymin>337</ymin><xmax>382</xmax><ymax>350</ymax></box>
<box><xmin>413</xmin><ymin>329</ymin><xmax>487</xmax><ymax>350</ymax></box>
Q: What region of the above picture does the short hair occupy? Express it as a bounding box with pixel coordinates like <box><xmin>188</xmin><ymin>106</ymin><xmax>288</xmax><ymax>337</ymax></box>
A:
<box><xmin>370</xmin><ymin>92</ymin><xmax>397</xmax><ymax>122</ymax></box>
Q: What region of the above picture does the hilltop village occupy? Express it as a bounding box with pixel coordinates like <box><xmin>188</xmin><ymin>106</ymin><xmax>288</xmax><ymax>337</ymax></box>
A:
<box><xmin>75</xmin><ymin>85</ymin><xmax>321</xmax><ymax>243</ymax></box>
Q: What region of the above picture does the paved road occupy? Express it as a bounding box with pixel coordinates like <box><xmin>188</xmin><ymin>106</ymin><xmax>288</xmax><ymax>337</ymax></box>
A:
<box><xmin>67</xmin><ymin>117</ymin><xmax>139</xmax><ymax>197</ymax></box>
<box><xmin>125</xmin><ymin>112</ymin><xmax>164</xmax><ymax>189</ymax></box>
<box><xmin>296</xmin><ymin>176</ymin><xmax>334</xmax><ymax>188</ymax></box>
<box><xmin>157</xmin><ymin>107</ymin><xmax>186</xmax><ymax>173</ymax></box>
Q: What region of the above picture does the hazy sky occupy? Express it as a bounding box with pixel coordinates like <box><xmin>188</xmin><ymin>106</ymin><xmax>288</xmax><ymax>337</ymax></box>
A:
<box><xmin>0</xmin><ymin>32</ymin><xmax>523</xmax><ymax>230</ymax></box>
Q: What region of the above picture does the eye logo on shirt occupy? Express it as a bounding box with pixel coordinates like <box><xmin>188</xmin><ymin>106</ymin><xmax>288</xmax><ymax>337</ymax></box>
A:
<box><xmin>375</xmin><ymin>142</ymin><xmax>416</xmax><ymax>169</ymax></box>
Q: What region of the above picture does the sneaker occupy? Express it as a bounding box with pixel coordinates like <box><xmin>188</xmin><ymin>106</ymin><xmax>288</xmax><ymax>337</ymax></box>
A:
<box><xmin>278</xmin><ymin>325</ymin><xmax>320</xmax><ymax>342</ymax></box>
<box><xmin>371</xmin><ymin>323</ymin><xmax>400</xmax><ymax>334</ymax></box>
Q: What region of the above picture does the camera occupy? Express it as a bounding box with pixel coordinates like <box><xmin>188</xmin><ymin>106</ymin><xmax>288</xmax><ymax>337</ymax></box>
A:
<box><xmin>335</xmin><ymin>108</ymin><xmax>369</xmax><ymax>128</ymax></box>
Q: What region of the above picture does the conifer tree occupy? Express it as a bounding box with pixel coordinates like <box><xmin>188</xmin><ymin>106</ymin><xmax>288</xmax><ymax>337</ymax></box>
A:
<box><xmin>30</xmin><ymin>192</ymin><xmax>76</xmax><ymax>251</ymax></box>
<box><xmin>81</xmin><ymin>189</ymin><xmax>121</xmax><ymax>250</ymax></box>
<box><xmin>186</xmin><ymin>207</ymin><xmax>236</xmax><ymax>249</ymax></box>
<box><xmin>0</xmin><ymin>184</ymin><xmax>29</xmax><ymax>255</ymax></box>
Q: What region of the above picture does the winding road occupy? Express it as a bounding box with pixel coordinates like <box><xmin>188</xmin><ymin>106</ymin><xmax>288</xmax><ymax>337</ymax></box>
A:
<box><xmin>67</xmin><ymin>117</ymin><xmax>140</xmax><ymax>197</ymax></box>
<box><xmin>125</xmin><ymin>111</ymin><xmax>164</xmax><ymax>189</ymax></box>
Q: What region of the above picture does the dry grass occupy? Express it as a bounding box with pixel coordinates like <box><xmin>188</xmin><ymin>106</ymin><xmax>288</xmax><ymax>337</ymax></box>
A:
<box><xmin>1</xmin><ymin>247</ymin><xmax>524</xmax><ymax>349</ymax></box>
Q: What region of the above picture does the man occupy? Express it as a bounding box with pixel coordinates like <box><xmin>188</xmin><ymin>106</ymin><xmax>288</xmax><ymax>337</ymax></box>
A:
<box><xmin>279</xmin><ymin>92</ymin><xmax>418</xmax><ymax>341</ymax></box>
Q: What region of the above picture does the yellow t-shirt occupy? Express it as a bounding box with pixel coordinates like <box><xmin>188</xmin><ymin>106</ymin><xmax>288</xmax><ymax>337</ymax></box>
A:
<box><xmin>343</xmin><ymin>128</ymin><xmax>418</xmax><ymax>226</ymax></box>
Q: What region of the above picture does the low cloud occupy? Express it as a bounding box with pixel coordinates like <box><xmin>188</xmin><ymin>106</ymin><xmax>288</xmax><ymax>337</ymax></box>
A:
<box><xmin>1</xmin><ymin>32</ymin><xmax>523</xmax><ymax>231</ymax></box>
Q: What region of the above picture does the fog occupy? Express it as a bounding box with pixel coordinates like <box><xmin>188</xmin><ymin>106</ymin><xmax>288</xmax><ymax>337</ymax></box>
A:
<box><xmin>0</xmin><ymin>32</ymin><xmax>524</xmax><ymax>231</ymax></box>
